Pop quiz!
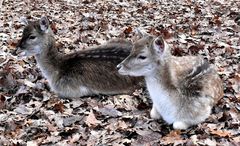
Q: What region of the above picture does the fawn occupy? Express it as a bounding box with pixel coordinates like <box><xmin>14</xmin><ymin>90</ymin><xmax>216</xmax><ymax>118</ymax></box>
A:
<box><xmin>117</xmin><ymin>29</ymin><xmax>223</xmax><ymax>129</ymax></box>
<box><xmin>16</xmin><ymin>16</ymin><xmax>144</xmax><ymax>99</ymax></box>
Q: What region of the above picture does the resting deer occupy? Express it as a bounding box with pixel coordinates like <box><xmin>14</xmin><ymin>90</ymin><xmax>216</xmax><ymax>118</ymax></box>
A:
<box><xmin>16</xmin><ymin>16</ymin><xmax>144</xmax><ymax>99</ymax></box>
<box><xmin>117</xmin><ymin>29</ymin><xmax>223</xmax><ymax>129</ymax></box>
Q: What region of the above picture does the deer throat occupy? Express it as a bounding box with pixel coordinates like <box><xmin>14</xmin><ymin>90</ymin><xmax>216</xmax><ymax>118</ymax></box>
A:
<box><xmin>35</xmin><ymin>43</ymin><xmax>61</xmax><ymax>82</ymax></box>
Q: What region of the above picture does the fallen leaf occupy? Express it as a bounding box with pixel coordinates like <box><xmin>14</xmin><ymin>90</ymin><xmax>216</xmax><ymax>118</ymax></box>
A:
<box><xmin>123</xmin><ymin>26</ymin><xmax>133</xmax><ymax>34</ymax></box>
<box><xmin>117</xmin><ymin>120</ymin><xmax>128</xmax><ymax>130</ymax></box>
<box><xmin>98</xmin><ymin>107</ymin><xmax>122</xmax><ymax>117</ymax></box>
<box><xmin>53</xmin><ymin>101</ymin><xmax>65</xmax><ymax>113</ymax></box>
<box><xmin>210</xmin><ymin>129</ymin><xmax>232</xmax><ymax>137</ymax></box>
<box><xmin>14</xmin><ymin>104</ymin><xmax>33</xmax><ymax>115</ymax></box>
<box><xmin>161</xmin><ymin>130</ymin><xmax>186</xmax><ymax>145</ymax></box>
<box><xmin>85</xmin><ymin>110</ymin><xmax>101</xmax><ymax>127</ymax></box>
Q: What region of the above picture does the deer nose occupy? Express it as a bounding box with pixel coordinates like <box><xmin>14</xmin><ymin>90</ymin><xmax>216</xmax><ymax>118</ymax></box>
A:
<box><xmin>116</xmin><ymin>64</ymin><xmax>122</xmax><ymax>70</ymax></box>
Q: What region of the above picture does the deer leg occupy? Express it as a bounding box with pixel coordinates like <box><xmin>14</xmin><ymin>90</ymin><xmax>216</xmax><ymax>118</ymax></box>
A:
<box><xmin>150</xmin><ymin>105</ymin><xmax>161</xmax><ymax>119</ymax></box>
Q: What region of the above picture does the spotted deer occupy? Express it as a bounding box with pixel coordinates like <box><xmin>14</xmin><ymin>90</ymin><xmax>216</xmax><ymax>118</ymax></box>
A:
<box><xmin>117</xmin><ymin>29</ymin><xmax>223</xmax><ymax>129</ymax></box>
<box><xmin>16</xmin><ymin>16</ymin><xmax>144</xmax><ymax>99</ymax></box>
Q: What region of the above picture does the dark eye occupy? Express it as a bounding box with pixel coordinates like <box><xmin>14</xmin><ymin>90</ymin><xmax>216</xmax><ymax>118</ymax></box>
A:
<box><xmin>138</xmin><ymin>55</ymin><xmax>147</xmax><ymax>60</ymax></box>
<box><xmin>29</xmin><ymin>36</ymin><xmax>36</xmax><ymax>40</ymax></box>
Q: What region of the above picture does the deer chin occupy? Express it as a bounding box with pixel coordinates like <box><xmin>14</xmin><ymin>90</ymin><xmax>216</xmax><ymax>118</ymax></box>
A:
<box><xmin>118</xmin><ymin>69</ymin><xmax>144</xmax><ymax>77</ymax></box>
<box><xmin>21</xmin><ymin>49</ymin><xmax>38</xmax><ymax>57</ymax></box>
<box><xmin>129</xmin><ymin>70</ymin><xmax>151</xmax><ymax>77</ymax></box>
<box><xmin>118</xmin><ymin>67</ymin><xmax>130</xmax><ymax>76</ymax></box>
<box><xmin>16</xmin><ymin>45</ymin><xmax>42</xmax><ymax>57</ymax></box>
<box><xmin>16</xmin><ymin>48</ymin><xmax>32</xmax><ymax>57</ymax></box>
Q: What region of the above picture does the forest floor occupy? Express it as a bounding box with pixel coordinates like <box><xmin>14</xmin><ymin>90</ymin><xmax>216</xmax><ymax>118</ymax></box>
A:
<box><xmin>0</xmin><ymin>0</ymin><xmax>239</xmax><ymax>145</ymax></box>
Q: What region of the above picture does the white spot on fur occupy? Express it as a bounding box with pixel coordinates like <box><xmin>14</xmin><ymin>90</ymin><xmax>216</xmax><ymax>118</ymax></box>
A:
<box><xmin>173</xmin><ymin>121</ymin><xmax>189</xmax><ymax>130</ymax></box>
<box><xmin>145</xmin><ymin>75</ymin><xmax>176</xmax><ymax>124</ymax></box>
<box><xmin>33</xmin><ymin>45</ymin><xmax>42</xmax><ymax>54</ymax></box>
<box><xmin>150</xmin><ymin>106</ymin><xmax>161</xmax><ymax>119</ymax></box>
<box><xmin>57</xmin><ymin>85</ymin><xmax>91</xmax><ymax>98</ymax></box>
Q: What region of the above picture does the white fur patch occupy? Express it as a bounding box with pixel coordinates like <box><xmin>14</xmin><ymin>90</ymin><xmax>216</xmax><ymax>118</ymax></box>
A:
<box><xmin>60</xmin><ymin>86</ymin><xmax>90</xmax><ymax>97</ymax></box>
<box><xmin>33</xmin><ymin>45</ymin><xmax>42</xmax><ymax>54</ymax></box>
<box><xmin>18</xmin><ymin>51</ymin><xmax>26</xmax><ymax>57</ymax></box>
<box><xmin>150</xmin><ymin>106</ymin><xmax>161</xmax><ymax>119</ymax></box>
<box><xmin>145</xmin><ymin>75</ymin><xmax>176</xmax><ymax>124</ymax></box>
<box><xmin>173</xmin><ymin>121</ymin><xmax>189</xmax><ymax>130</ymax></box>
<box><xmin>37</xmin><ymin>62</ymin><xmax>53</xmax><ymax>82</ymax></box>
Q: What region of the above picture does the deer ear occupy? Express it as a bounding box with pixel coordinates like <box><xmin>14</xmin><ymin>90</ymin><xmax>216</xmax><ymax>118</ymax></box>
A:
<box><xmin>135</xmin><ymin>28</ymin><xmax>149</xmax><ymax>38</ymax></box>
<box><xmin>19</xmin><ymin>17</ymin><xmax>28</xmax><ymax>26</ymax></box>
<box><xmin>39</xmin><ymin>16</ymin><xmax>49</xmax><ymax>32</ymax></box>
<box><xmin>153</xmin><ymin>36</ymin><xmax>165</xmax><ymax>55</ymax></box>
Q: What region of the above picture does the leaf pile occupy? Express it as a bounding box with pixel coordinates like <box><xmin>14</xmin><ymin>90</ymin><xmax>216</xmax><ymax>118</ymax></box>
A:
<box><xmin>0</xmin><ymin>0</ymin><xmax>239</xmax><ymax>145</ymax></box>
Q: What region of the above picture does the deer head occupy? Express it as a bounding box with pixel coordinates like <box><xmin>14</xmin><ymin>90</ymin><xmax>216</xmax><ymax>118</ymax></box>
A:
<box><xmin>16</xmin><ymin>16</ymin><xmax>53</xmax><ymax>56</ymax></box>
<box><xmin>117</xmin><ymin>29</ymin><xmax>171</xmax><ymax>76</ymax></box>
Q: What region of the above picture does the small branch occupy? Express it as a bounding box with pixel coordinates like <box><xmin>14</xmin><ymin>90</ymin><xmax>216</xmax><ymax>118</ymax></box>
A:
<box><xmin>94</xmin><ymin>27</ymin><xmax>101</xmax><ymax>39</ymax></box>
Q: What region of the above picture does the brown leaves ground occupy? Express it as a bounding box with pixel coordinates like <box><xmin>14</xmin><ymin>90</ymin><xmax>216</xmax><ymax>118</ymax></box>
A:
<box><xmin>0</xmin><ymin>0</ymin><xmax>240</xmax><ymax>145</ymax></box>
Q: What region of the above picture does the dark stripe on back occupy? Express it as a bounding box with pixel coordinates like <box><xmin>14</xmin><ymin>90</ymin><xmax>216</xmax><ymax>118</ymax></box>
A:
<box><xmin>65</xmin><ymin>44</ymin><xmax>132</xmax><ymax>61</ymax></box>
<box><xmin>187</xmin><ymin>59</ymin><xmax>210</xmax><ymax>79</ymax></box>
<box><xmin>181</xmin><ymin>59</ymin><xmax>210</xmax><ymax>97</ymax></box>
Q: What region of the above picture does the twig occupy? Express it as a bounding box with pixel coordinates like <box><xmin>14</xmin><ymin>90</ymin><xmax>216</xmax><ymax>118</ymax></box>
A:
<box><xmin>94</xmin><ymin>27</ymin><xmax>101</xmax><ymax>39</ymax></box>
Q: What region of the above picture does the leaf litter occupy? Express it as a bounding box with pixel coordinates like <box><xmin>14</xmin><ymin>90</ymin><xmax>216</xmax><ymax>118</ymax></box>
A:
<box><xmin>0</xmin><ymin>0</ymin><xmax>239</xmax><ymax>145</ymax></box>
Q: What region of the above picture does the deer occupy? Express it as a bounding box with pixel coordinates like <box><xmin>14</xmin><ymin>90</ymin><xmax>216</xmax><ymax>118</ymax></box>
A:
<box><xmin>16</xmin><ymin>16</ymin><xmax>144</xmax><ymax>99</ymax></box>
<box><xmin>117</xmin><ymin>29</ymin><xmax>223</xmax><ymax>129</ymax></box>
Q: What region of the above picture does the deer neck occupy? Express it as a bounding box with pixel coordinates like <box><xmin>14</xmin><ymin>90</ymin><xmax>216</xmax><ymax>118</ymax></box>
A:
<box><xmin>35</xmin><ymin>36</ymin><xmax>61</xmax><ymax>80</ymax></box>
<box><xmin>145</xmin><ymin>57</ymin><xmax>173</xmax><ymax>90</ymax></box>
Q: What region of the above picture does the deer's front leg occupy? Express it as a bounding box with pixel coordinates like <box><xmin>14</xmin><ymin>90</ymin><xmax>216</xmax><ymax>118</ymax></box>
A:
<box><xmin>150</xmin><ymin>105</ymin><xmax>161</xmax><ymax>119</ymax></box>
<box><xmin>173</xmin><ymin>121</ymin><xmax>190</xmax><ymax>130</ymax></box>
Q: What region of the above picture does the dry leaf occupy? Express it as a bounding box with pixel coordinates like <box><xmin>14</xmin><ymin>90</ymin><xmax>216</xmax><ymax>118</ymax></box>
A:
<box><xmin>161</xmin><ymin>130</ymin><xmax>186</xmax><ymax>145</ymax></box>
<box><xmin>98</xmin><ymin>107</ymin><xmax>122</xmax><ymax>117</ymax></box>
<box><xmin>85</xmin><ymin>110</ymin><xmax>101</xmax><ymax>127</ymax></box>
<box><xmin>0</xmin><ymin>0</ymin><xmax>239</xmax><ymax>145</ymax></box>
<box><xmin>210</xmin><ymin>129</ymin><xmax>232</xmax><ymax>137</ymax></box>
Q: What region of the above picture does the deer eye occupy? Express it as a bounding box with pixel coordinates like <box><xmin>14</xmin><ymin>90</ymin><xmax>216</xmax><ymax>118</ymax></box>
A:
<box><xmin>138</xmin><ymin>55</ymin><xmax>147</xmax><ymax>60</ymax></box>
<box><xmin>28</xmin><ymin>35</ymin><xmax>36</xmax><ymax>40</ymax></box>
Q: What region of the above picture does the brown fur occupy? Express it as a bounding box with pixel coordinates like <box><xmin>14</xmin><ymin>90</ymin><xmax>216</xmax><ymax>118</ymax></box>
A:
<box><xmin>16</xmin><ymin>17</ymin><xmax>144</xmax><ymax>98</ymax></box>
<box><xmin>118</xmin><ymin>30</ymin><xmax>223</xmax><ymax>129</ymax></box>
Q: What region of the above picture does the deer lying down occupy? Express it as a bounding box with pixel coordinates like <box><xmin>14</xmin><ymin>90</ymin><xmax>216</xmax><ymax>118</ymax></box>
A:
<box><xmin>117</xmin><ymin>29</ymin><xmax>223</xmax><ymax>129</ymax></box>
<box><xmin>16</xmin><ymin>16</ymin><xmax>144</xmax><ymax>99</ymax></box>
